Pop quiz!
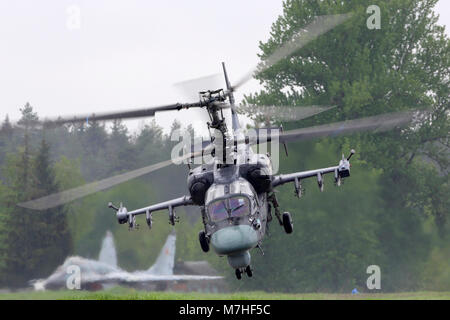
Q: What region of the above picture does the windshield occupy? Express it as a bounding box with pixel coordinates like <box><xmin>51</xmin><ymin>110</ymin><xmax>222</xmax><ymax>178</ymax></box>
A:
<box><xmin>208</xmin><ymin>196</ymin><xmax>250</xmax><ymax>222</ymax></box>
<box><xmin>208</xmin><ymin>200</ymin><xmax>228</xmax><ymax>222</ymax></box>
<box><xmin>229</xmin><ymin>197</ymin><xmax>249</xmax><ymax>218</ymax></box>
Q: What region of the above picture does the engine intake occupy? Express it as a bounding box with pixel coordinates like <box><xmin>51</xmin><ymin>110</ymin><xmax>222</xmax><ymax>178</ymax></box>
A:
<box><xmin>187</xmin><ymin>166</ymin><xmax>214</xmax><ymax>205</ymax></box>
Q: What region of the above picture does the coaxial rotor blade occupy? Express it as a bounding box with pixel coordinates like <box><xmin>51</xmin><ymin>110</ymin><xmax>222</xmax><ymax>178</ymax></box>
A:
<box><xmin>173</xmin><ymin>73</ymin><xmax>223</xmax><ymax>101</ymax></box>
<box><xmin>18</xmin><ymin>151</ymin><xmax>203</xmax><ymax>211</ymax></box>
<box><xmin>39</xmin><ymin>102</ymin><xmax>203</xmax><ymax>127</ymax></box>
<box><xmin>231</xmin><ymin>13</ymin><xmax>353</xmax><ymax>91</ymax></box>
<box><xmin>245</xmin><ymin>110</ymin><xmax>422</xmax><ymax>145</ymax></box>
<box><xmin>238</xmin><ymin>105</ymin><xmax>336</xmax><ymax>122</ymax></box>
<box><xmin>173</xmin><ymin>73</ymin><xmax>233</xmax><ymax>124</ymax></box>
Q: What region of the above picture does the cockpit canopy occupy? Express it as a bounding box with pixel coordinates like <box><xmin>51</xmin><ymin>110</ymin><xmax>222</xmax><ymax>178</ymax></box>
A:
<box><xmin>205</xmin><ymin>178</ymin><xmax>256</xmax><ymax>223</ymax></box>
<box><xmin>208</xmin><ymin>196</ymin><xmax>250</xmax><ymax>222</ymax></box>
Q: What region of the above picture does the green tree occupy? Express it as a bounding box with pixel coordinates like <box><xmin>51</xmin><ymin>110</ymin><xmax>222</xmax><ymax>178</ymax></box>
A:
<box><xmin>31</xmin><ymin>138</ymin><xmax>73</xmax><ymax>272</ymax></box>
<box><xmin>17</xmin><ymin>102</ymin><xmax>39</xmax><ymax>128</ymax></box>
<box><xmin>0</xmin><ymin>115</ymin><xmax>14</xmax><ymax>168</ymax></box>
<box><xmin>135</xmin><ymin>119</ymin><xmax>166</xmax><ymax>166</ymax></box>
<box><xmin>0</xmin><ymin>135</ymin><xmax>73</xmax><ymax>287</ymax></box>
<box><xmin>249</xmin><ymin>0</ymin><xmax>449</xmax><ymax>228</ymax></box>
<box><xmin>106</xmin><ymin>119</ymin><xmax>136</xmax><ymax>174</ymax></box>
<box><xmin>0</xmin><ymin>150</ymin><xmax>36</xmax><ymax>287</ymax></box>
<box><xmin>243</xmin><ymin>0</ymin><xmax>448</xmax><ymax>291</ymax></box>
<box><xmin>0</xmin><ymin>115</ymin><xmax>13</xmax><ymax>139</ymax></box>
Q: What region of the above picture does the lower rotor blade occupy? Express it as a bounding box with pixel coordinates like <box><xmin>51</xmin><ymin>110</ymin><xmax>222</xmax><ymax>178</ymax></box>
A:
<box><xmin>277</xmin><ymin>110</ymin><xmax>420</xmax><ymax>143</ymax></box>
<box><xmin>244</xmin><ymin>110</ymin><xmax>422</xmax><ymax>145</ymax></box>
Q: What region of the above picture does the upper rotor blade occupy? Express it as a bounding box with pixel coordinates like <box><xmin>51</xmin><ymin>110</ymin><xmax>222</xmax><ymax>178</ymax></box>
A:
<box><xmin>232</xmin><ymin>13</ymin><xmax>353</xmax><ymax>91</ymax></box>
<box><xmin>40</xmin><ymin>102</ymin><xmax>202</xmax><ymax>127</ymax></box>
<box><xmin>173</xmin><ymin>74</ymin><xmax>224</xmax><ymax>124</ymax></box>
<box><xmin>238</xmin><ymin>105</ymin><xmax>336</xmax><ymax>122</ymax></box>
<box><xmin>173</xmin><ymin>73</ymin><xmax>223</xmax><ymax>101</ymax></box>
<box><xmin>274</xmin><ymin>110</ymin><xmax>420</xmax><ymax>144</ymax></box>
<box><xmin>18</xmin><ymin>152</ymin><xmax>202</xmax><ymax>211</ymax></box>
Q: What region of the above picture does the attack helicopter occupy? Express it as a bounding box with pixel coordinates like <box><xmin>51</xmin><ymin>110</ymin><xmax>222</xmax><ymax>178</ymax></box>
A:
<box><xmin>19</xmin><ymin>14</ymin><xmax>420</xmax><ymax>279</ymax></box>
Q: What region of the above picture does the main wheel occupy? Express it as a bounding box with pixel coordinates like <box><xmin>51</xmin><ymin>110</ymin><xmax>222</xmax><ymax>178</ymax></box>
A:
<box><xmin>245</xmin><ymin>265</ymin><xmax>253</xmax><ymax>277</ymax></box>
<box><xmin>198</xmin><ymin>231</ymin><xmax>209</xmax><ymax>252</ymax></box>
<box><xmin>282</xmin><ymin>212</ymin><xmax>293</xmax><ymax>234</ymax></box>
<box><xmin>235</xmin><ymin>269</ymin><xmax>242</xmax><ymax>280</ymax></box>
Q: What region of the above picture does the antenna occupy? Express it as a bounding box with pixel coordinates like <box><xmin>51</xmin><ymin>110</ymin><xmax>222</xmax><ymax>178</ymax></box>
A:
<box><xmin>222</xmin><ymin>62</ymin><xmax>240</xmax><ymax>131</ymax></box>
<box><xmin>222</xmin><ymin>62</ymin><xmax>235</xmax><ymax>105</ymax></box>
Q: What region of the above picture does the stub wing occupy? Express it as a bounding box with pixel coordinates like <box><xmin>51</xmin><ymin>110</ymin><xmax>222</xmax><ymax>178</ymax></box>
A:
<box><xmin>114</xmin><ymin>195</ymin><xmax>194</xmax><ymax>229</ymax></box>
<box><xmin>272</xmin><ymin>151</ymin><xmax>354</xmax><ymax>194</ymax></box>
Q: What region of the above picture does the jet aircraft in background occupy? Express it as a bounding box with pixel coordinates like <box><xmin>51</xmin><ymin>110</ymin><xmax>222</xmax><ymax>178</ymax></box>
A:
<box><xmin>31</xmin><ymin>231</ymin><xmax>222</xmax><ymax>291</ymax></box>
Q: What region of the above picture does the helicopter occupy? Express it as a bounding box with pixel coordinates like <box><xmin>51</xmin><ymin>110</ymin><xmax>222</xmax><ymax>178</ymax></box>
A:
<box><xmin>19</xmin><ymin>14</ymin><xmax>420</xmax><ymax>280</ymax></box>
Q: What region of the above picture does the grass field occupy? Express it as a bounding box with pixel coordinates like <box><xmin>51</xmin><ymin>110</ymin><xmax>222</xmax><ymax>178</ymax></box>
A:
<box><xmin>0</xmin><ymin>287</ymin><xmax>449</xmax><ymax>300</ymax></box>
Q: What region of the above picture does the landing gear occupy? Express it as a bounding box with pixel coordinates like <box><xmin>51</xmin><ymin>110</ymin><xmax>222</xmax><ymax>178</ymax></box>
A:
<box><xmin>267</xmin><ymin>192</ymin><xmax>283</xmax><ymax>225</ymax></box>
<box><xmin>198</xmin><ymin>231</ymin><xmax>209</xmax><ymax>252</ymax></box>
<box><xmin>282</xmin><ymin>212</ymin><xmax>293</xmax><ymax>234</ymax></box>
<box><xmin>236</xmin><ymin>266</ymin><xmax>252</xmax><ymax>280</ymax></box>
<box><xmin>268</xmin><ymin>193</ymin><xmax>294</xmax><ymax>234</ymax></box>
<box><xmin>245</xmin><ymin>265</ymin><xmax>253</xmax><ymax>277</ymax></box>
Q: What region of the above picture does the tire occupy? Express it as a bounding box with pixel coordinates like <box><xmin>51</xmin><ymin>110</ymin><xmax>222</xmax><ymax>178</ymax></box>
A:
<box><xmin>282</xmin><ymin>212</ymin><xmax>293</xmax><ymax>234</ymax></box>
<box><xmin>199</xmin><ymin>231</ymin><xmax>209</xmax><ymax>252</ymax></box>
<box><xmin>245</xmin><ymin>266</ymin><xmax>253</xmax><ymax>277</ymax></box>
<box><xmin>235</xmin><ymin>269</ymin><xmax>242</xmax><ymax>280</ymax></box>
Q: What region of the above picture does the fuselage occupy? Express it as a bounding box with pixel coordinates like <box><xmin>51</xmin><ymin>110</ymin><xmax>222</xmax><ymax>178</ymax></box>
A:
<box><xmin>187</xmin><ymin>129</ymin><xmax>274</xmax><ymax>269</ymax></box>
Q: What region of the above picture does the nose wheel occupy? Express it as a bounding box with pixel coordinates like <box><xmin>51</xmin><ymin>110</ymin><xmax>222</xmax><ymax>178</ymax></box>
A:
<box><xmin>245</xmin><ymin>265</ymin><xmax>253</xmax><ymax>277</ymax></box>
<box><xmin>235</xmin><ymin>266</ymin><xmax>253</xmax><ymax>280</ymax></box>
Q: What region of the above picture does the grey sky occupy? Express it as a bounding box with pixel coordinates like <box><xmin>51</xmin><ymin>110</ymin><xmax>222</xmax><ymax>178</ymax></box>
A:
<box><xmin>1</xmin><ymin>1</ymin><xmax>449</xmax><ymax>135</ymax></box>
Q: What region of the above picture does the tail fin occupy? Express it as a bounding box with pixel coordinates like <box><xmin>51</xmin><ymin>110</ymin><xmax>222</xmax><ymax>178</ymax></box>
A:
<box><xmin>147</xmin><ymin>231</ymin><xmax>176</xmax><ymax>275</ymax></box>
<box><xmin>98</xmin><ymin>230</ymin><xmax>118</xmax><ymax>268</ymax></box>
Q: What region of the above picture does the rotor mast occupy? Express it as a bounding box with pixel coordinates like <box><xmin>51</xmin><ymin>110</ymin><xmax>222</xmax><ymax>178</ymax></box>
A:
<box><xmin>201</xmin><ymin>89</ymin><xmax>231</xmax><ymax>166</ymax></box>
<box><xmin>201</xmin><ymin>62</ymin><xmax>241</xmax><ymax>167</ymax></box>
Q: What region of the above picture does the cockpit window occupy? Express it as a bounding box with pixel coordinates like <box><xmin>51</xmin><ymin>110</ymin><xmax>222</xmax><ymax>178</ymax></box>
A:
<box><xmin>208</xmin><ymin>196</ymin><xmax>251</xmax><ymax>222</ymax></box>
<box><xmin>229</xmin><ymin>197</ymin><xmax>250</xmax><ymax>218</ymax></box>
<box><xmin>209</xmin><ymin>200</ymin><xmax>228</xmax><ymax>222</ymax></box>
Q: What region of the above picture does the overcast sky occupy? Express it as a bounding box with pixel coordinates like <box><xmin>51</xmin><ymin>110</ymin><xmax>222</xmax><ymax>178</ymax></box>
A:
<box><xmin>1</xmin><ymin>1</ymin><xmax>449</xmax><ymax>135</ymax></box>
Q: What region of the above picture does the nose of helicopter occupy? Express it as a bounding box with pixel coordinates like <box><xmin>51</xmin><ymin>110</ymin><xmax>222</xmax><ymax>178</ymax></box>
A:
<box><xmin>210</xmin><ymin>225</ymin><xmax>258</xmax><ymax>255</ymax></box>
